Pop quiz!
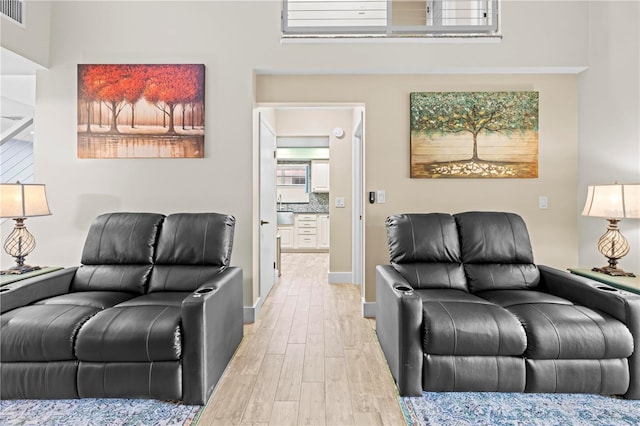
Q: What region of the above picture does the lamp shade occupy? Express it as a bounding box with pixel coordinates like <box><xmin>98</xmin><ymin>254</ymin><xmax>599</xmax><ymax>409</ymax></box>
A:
<box><xmin>0</xmin><ymin>182</ymin><xmax>52</xmax><ymax>218</ymax></box>
<box><xmin>582</xmin><ymin>183</ymin><xmax>640</xmax><ymax>219</ymax></box>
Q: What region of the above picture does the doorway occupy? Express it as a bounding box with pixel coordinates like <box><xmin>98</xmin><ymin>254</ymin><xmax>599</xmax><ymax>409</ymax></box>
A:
<box><xmin>254</xmin><ymin>104</ymin><xmax>365</xmax><ymax>320</ymax></box>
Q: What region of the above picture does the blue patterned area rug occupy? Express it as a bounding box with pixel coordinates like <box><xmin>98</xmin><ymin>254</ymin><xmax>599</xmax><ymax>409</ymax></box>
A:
<box><xmin>400</xmin><ymin>392</ymin><xmax>640</xmax><ymax>426</ymax></box>
<box><xmin>0</xmin><ymin>398</ymin><xmax>203</xmax><ymax>426</ymax></box>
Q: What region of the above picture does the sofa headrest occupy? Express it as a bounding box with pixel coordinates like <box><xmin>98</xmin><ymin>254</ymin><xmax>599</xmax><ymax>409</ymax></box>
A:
<box><xmin>81</xmin><ymin>213</ymin><xmax>165</xmax><ymax>265</ymax></box>
<box><xmin>386</xmin><ymin>213</ymin><xmax>462</xmax><ymax>264</ymax></box>
<box><xmin>454</xmin><ymin>211</ymin><xmax>535</xmax><ymax>264</ymax></box>
<box><xmin>155</xmin><ymin>213</ymin><xmax>235</xmax><ymax>267</ymax></box>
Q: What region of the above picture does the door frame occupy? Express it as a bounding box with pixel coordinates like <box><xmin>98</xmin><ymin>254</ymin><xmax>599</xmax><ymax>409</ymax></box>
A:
<box><xmin>250</xmin><ymin>102</ymin><xmax>366</xmax><ymax>322</ymax></box>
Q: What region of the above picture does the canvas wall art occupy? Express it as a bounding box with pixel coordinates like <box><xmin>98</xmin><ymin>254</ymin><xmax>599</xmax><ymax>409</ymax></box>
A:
<box><xmin>410</xmin><ymin>91</ymin><xmax>539</xmax><ymax>178</ymax></box>
<box><xmin>77</xmin><ymin>64</ymin><xmax>205</xmax><ymax>158</ymax></box>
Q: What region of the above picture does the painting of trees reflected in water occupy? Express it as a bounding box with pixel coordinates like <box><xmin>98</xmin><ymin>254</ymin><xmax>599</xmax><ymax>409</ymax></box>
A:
<box><xmin>410</xmin><ymin>92</ymin><xmax>539</xmax><ymax>178</ymax></box>
<box><xmin>77</xmin><ymin>64</ymin><xmax>205</xmax><ymax>158</ymax></box>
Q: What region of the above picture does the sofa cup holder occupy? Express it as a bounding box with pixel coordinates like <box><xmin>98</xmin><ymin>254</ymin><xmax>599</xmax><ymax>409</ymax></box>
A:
<box><xmin>194</xmin><ymin>287</ymin><xmax>214</xmax><ymax>297</ymax></box>
<box><xmin>394</xmin><ymin>284</ymin><xmax>413</xmax><ymax>294</ymax></box>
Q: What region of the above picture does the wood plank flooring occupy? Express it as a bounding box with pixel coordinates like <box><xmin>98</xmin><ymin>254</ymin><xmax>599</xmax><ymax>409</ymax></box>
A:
<box><xmin>199</xmin><ymin>253</ymin><xmax>406</xmax><ymax>425</ymax></box>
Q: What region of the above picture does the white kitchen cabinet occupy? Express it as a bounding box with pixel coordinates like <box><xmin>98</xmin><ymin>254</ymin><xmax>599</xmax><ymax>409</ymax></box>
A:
<box><xmin>296</xmin><ymin>234</ymin><xmax>318</xmax><ymax>249</ymax></box>
<box><xmin>281</xmin><ymin>213</ymin><xmax>330</xmax><ymax>252</ymax></box>
<box><xmin>295</xmin><ymin>215</ymin><xmax>317</xmax><ymax>250</ymax></box>
<box><xmin>278</xmin><ymin>226</ymin><xmax>294</xmax><ymax>249</ymax></box>
<box><xmin>317</xmin><ymin>214</ymin><xmax>330</xmax><ymax>249</ymax></box>
<box><xmin>311</xmin><ymin>160</ymin><xmax>330</xmax><ymax>193</ymax></box>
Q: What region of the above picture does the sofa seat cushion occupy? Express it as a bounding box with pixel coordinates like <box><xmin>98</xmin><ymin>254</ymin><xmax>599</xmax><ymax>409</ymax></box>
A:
<box><xmin>391</xmin><ymin>263</ymin><xmax>467</xmax><ymax>291</ymax></box>
<box><xmin>78</xmin><ymin>361</ymin><xmax>182</xmax><ymax>401</ymax></box>
<box><xmin>76</xmin><ymin>306</ymin><xmax>182</xmax><ymax>362</ymax></box>
<box><xmin>525</xmin><ymin>358</ymin><xmax>629</xmax><ymax>395</ymax></box>
<box><xmin>1</xmin><ymin>305</ymin><xmax>100</xmax><ymax>361</ymax></box>
<box><xmin>464</xmin><ymin>264</ymin><xmax>540</xmax><ymax>293</ymax></box>
<box><xmin>477</xmin><ymin>290</ymin><xmax>573</xmax><ymax>308</ymax></box>
<box><xmin>1</xmin><ymin>361</ymin><xmax>80</xmax><ymax>399</ymax></box>
<box><xmin>149</xmin><ymin>266</ymin><xmax>224</xmax><ymax>293</ymax></box>
<box><xmin>423</xmin><ymin>301</ymin><xmax>526</xmax><ymax>356</ymax></box>
<box><xmin>34</xmin><ymin>291</ymin><xmax>136</xmax><ymax>309</ymax></box>
<box><xmin>508</xmin><ymin>303</ymin><xmax>634</xmax><ymax>359</ymax></box>
<box><xmin>116</xmin><ymin>292</ymin><xmax>191</xmax><ymax>307</ymax></box>
<box><xmin>414</xmin><ymin>289</ymin><xmax>492</xmax><ymax>304</ymax></box>
<box><xmin>72</xmin><ymin>265</ymin><xmax>153</xmax><ymax>295</ymax></box>
<box><xmin>423</xmin><ymin>355</ymin><xmax>526</xmax><ymax>392</ymax></box>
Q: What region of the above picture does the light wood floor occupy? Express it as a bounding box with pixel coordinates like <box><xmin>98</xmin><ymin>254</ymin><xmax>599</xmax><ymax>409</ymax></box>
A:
<box><xmin>199</xmin><ymin>252</ymin><xmax>406</xmax><ymax>425</ymax></box>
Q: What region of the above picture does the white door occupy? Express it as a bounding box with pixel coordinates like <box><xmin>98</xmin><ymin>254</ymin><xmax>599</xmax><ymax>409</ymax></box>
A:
<box><xmin>353</xmin><ymin>111</ymin><xmax>364</xmax><ymax>288</ymax></box>
<box><xmin>259</xmin><ymin>112</ymin><xmax>277</xmax><ymax>301</ymax></box>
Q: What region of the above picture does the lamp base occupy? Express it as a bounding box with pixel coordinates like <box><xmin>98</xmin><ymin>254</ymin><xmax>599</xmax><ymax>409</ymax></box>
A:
<box><xmin>592</xmin><ymin>266</ymin><xmax>636</xmax><ymax>278</ymax></box>
<box><xmin>0</xmin><ymin>265</ymin><xmax>41</xmax><ymax>275</ymax></box>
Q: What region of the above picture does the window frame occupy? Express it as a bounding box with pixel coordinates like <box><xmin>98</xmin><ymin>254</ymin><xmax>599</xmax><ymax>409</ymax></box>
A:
<box><xmin>282</xmin><ymin>0</ymin><xmax>499</xmax><ymax>38</ymax></box>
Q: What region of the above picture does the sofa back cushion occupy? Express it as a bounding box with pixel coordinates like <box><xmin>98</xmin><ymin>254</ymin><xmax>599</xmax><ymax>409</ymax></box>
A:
<box><xmin>72</xmin><ymin>213</ymin><xmax>165</xmax><ymax>294</ymax></box>
<box><xmin>149</xmin><ymin>213</ymin><xmax>235</xmax><ymax>292</ymax></box>
<box><xmin>454</xmin><ymin>211</ymin><xmax>539</xmax><ymax>292</ymax></box>
<box><xmin>385</xmin><ymin>213</ymin><xmax>467</xmax><ymax>290</ymax></box>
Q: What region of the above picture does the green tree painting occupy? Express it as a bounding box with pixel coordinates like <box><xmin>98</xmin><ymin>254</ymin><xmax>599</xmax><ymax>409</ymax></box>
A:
<box><xmin>410</xmin><ymin>92</ymin><xmax>539</xmax><ymax>178</ymax></box>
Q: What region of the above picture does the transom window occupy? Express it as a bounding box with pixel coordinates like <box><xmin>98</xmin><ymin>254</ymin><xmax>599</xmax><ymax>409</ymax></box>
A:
<box><xmin>282</xmin><ymin>0</ymin><xmax>499</xmax><ymax>37</ymax></box>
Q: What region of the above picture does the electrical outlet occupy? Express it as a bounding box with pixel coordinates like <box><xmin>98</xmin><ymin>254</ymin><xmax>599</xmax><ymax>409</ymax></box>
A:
<box><xmin>335</xmin><ymin>197</ymin><xmax>345</xmax><ymax>208</ymax></box>
<box><xmin>377</xmin><ymin>190</ymin><xmax>386</xmax><ymax>204</ymax></box>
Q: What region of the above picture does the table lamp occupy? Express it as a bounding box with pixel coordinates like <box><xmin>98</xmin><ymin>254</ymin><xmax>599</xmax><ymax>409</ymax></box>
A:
<box><xmin>0</xmin><ymin>181</ymin><xmax>51</xmax><ymax>274</ymax></box>
<box><xmin>582</xmin><ymin>183</ymin><xmax>640</xmax><ymax>277</ymax></box>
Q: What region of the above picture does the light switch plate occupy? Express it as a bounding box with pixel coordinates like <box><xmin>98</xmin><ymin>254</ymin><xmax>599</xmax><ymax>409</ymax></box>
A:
<box><xmin>539</xmin><ymin>196</ymin><xmax>548</xmax><ymax>209</ymax></box>
<box><xmin>377</xmin><ymin>190</ymin><xmax>386</xmax><ymax>204</ymax></box>
<box><xmin>335</xmin><ymin>197</ymin><xmax>345</xmax><ymax>208</ymax></box>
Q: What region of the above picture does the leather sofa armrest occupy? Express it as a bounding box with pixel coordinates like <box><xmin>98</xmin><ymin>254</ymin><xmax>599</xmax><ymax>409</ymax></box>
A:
<box><xmin>181</xmin><ymin>266</ymin><xmax>243</xmax><ymax>405</ymax></box>
<box><xmin>375</xmin><ymin>265</ymin><xmax>423</xmax><ymax>396</ymax></box>
<box><xmin>539</xmin><ymin>265</ymin><xmax>640</xmax><ymax>399</ymax></box>
<box><xmin>1</xmin><ymin>268</ymin><xmax>77</xmax><ymax>314</ymax></box>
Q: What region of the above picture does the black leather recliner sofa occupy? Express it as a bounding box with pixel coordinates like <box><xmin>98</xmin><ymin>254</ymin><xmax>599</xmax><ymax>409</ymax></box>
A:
<box><xmin>1</xmin><ymin>212</ymin><xmax>243</xmax><ymax>405</ymax></box>
<box><xmin>376</xmin><ymin>212</ymin><xmax>640</xmax><ymax>399</ymax></box>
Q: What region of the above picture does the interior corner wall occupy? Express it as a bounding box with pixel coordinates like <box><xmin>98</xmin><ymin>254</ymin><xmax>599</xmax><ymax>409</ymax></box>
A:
<box><xmin>578</xmin><ymin>1</ymin><xmax>640</xmax><ymax>273</ymax></box>
<box><xmin>257</xmin><ymin>74</ymin><xmax>580</xmax><ymax>302</ymax></box>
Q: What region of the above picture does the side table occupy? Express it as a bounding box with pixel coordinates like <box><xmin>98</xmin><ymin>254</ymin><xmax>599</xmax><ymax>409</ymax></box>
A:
<box><xmin>0</xmin><ymin>267</ymin><xmax>64</xmax><ymax>287</ymax></box>
<box><xmin>568</xmin><ymin>268</ymin><xmax>640</xmax><ymax>295</ymax></box>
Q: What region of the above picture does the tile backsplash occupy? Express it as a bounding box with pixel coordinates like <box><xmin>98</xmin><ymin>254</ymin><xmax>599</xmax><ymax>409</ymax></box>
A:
<box><xmin>279</xmin><ymin>192</ymin><xmax>329</xmax><ymax>213</ymax></box>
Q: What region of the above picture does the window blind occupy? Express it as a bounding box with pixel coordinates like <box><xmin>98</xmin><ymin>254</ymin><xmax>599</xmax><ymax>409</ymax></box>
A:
<box><xmin>283</xmin><ymin>0</ymin><xmax>498</xmax><ymax>37</ymax></box>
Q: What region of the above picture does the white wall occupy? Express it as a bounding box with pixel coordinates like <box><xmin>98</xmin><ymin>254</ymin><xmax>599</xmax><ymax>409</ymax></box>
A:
<box><xmin>0</xmin><ymin>1</ymin><xmax>51</xmax><ymax>67</ymax></box>
<box><xmin>578</xmin><ymin>1</ymin><xmax>640</xmax><ymax>273</ymax></box>
<box><xmin>0</xmin><ymin>0</ymin><xmax>606</xmax><ymax>311</ymax></box>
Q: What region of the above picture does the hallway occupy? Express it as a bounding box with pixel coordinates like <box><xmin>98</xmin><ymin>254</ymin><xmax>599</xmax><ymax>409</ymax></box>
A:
<box><xmin>199</xmin><ymin>253</ymin><xmax>405</xmax><ymax>425</ymax></box>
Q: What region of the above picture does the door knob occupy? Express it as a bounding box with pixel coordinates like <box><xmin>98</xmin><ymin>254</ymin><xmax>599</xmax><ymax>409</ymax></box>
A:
<box><xmin>260</xmin><ymin>220</ymin><xmax>270</xmax><ymax>225</ymax></box>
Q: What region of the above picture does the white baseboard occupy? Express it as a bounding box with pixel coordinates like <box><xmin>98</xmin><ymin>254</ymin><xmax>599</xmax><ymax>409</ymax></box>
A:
<box><xmin>328</xmin><ymin>271</ymin><xmax>353</xmax><ymax>284</ymax></box>
<box><xmin>243</xmin><ymin>297</ymin><xmax>263</xmax><ymax>323</ymax></box>
<box><xmin>362</xmin><ymin>298</ymin><xmax>376</xmax><ymax>318</ymax></box>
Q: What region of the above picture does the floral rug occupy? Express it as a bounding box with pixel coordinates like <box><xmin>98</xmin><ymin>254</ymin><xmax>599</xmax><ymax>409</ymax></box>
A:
<box><xmin>0</xmin><ymin>398</ymin><xmax>203</xmax><ymax>426</ymax></box>
<box><xmin>400</xmin><ymin>392</ymin><xmax>640</xmax><ymax>426</ymax></box>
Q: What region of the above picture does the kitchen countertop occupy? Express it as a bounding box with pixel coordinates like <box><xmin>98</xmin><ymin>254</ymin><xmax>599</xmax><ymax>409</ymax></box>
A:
<box><xmin>278</xmin><ymin>210</ymin><xmax>329</xmax><ymax>215</ymax></box>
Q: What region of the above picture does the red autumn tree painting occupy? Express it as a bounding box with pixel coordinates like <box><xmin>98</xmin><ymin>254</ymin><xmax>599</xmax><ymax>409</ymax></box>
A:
<box><xmin>77</xmin><ymin>64</ymin><xmax>205</xmax><ymax>158</ymax></box>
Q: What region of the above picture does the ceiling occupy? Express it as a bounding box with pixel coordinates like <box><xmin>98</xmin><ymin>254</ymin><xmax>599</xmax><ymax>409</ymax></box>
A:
<box><xmin>1</xmin><ymin>47</ymin><xmax>43</xmax><ymax>75</ymax></box>
<box><xmin>1</xmin><ymin>48</ymin><xmax>41</xmax><ymax>144</ymax></box>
